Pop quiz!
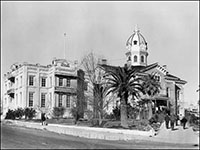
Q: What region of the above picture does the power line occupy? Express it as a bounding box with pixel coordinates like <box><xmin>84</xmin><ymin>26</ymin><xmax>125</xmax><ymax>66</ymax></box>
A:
<box><xmin>108</xmin><ymin>58</ymin><xmax>126</xmax><ymax>62</ymax></box>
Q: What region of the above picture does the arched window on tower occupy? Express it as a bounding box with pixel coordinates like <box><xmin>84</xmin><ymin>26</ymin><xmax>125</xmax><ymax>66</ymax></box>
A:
<box><xmin>134</xmin><ymin>55</ymin><xmax>137</xmax><ymax>62</ymax></box>
<box><xmin>133</xmin><ymin>40</ymin><xmax>137</xmax><ymax>45</ymax></box>
<box><xmin>128</xmin><ymin>56</ymin><xmax>131</xmax><ymax>61</ymax></box>
<box><xmin>141</xmin><ymin>55</ymin><xmax>144</xmax><ymax>63</ymax></box>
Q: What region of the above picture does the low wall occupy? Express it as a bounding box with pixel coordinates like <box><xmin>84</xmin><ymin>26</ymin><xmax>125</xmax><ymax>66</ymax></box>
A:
<box><xmin>5</xmin><ymin>120</ymin><xmax>155</xmax><ymax>141</ymax></box>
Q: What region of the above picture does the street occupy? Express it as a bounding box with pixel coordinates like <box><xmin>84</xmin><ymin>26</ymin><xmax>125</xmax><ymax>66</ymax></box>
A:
<box><xmin>1</xmin><ymin>122</ymin><xmax>198</xmax><ymax>149</ymax></box>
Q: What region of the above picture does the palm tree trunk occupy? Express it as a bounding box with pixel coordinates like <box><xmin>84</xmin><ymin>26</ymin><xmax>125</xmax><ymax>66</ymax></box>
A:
<box><xmin>148</xmin><ymin>100</ymin><xmax>153</xmax><ymax>120</ymax></box>
<box><xmin>120</xmin><ymin>95</ymin><xmax>128</xmax><ymax>128</ymax></box>
<box><xmin>98</xmin><ymin>111</ymin><xmax>102</xmax><ymax>126</ymax></box>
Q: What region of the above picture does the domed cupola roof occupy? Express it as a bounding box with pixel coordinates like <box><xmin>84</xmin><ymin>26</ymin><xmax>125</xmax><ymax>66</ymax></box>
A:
<box><xmin>126</xmin><ymin>26</ymin><xmax>147</xmax><ymax>47</ymax></box>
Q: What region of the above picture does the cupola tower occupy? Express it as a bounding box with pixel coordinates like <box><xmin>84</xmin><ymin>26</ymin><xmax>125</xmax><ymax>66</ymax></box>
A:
<box><xmin>125</xmin><ymin>26</ymin><xmax>148</xmax><ymax>66</ymax></box>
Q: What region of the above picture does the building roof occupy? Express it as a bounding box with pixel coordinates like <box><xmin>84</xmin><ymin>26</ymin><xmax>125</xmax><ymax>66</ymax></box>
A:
<box><xmin>165</xmin><ymin>73</ymin><xmax>187</xmax><ymax>84</ymax></box>
<box><xmin>126</xmin><ymin>29</ymin><xmax>147</xmax><ymax>47</ymax></box>
<box><xmin>99</xmin><ymin>62</ymin><xmax>187</xmax><ymax>85</ymax></box>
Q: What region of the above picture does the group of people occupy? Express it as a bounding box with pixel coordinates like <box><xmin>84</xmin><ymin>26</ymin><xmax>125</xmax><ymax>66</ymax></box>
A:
<box><xmin>164</xmin><ymin>113</ymin><xmax>188</xmax><ymax>130</ymax></box>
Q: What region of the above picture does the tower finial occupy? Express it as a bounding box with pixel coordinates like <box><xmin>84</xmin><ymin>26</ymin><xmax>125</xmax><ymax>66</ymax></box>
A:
<box><xmin>134</xmin><ymin>24</ymin><xmax>139</xmax><ymax>32</ymax></box>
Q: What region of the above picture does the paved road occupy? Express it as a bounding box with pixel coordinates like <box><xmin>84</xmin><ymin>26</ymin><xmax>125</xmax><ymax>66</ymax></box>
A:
<box><xmin>1</xmin><ymin>123</ymin><xmax>198</xmax><ymax>149</ymax></box>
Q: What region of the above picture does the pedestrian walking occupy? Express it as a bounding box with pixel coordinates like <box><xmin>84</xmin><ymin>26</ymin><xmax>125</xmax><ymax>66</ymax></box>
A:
<box><xmin>45</xmin><ymin>113</ymin><xmax>48</xmax><ymax>126</ymax></box>
<box><xmin>170</xmin><ymin>113</ymin><xmax>176</xmax><ymax>130</ymax></box>
<box><xmin>176</xmin><ymin>114</ymin><xmax>180</xmax><ymax>126</ymax></box>
<box><xmin>164</xmin><ymin>113</ymin><xmax>170</xmax><ymax>129</ymax></box>
<box><xmin>181</xmin><ymin>116</ymin><xmax>187</xmax><ymax>129</ymax></box>
<box><xmin>41</xmin><ymin>113</ymin><xmax>46</xmax><ymax>126</ymax></box>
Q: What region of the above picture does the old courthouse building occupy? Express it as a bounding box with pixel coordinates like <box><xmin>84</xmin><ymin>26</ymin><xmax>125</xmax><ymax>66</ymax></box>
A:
<box><xmin>103</xmin><ymin>27</ymin><xmax>187</xmax><ymax>118</ymax></box>
<box><xmin>124</xmin><ymin>27</ymin><xmax>187</xmax><ymax>116</ymax></box>
<box><xmin>2</xmin><ymin>58</ymin><xmax>86</xmax><ymax>118</ymax></box>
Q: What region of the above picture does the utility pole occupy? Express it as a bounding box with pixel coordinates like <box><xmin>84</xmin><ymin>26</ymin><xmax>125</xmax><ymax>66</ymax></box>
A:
<box><xmin>64</xmin><ymin>33</ymin><xmax>67</xmax><ymax>60</ymax></box>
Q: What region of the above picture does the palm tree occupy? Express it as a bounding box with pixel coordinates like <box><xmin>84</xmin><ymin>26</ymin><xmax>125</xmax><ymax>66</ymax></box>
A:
<box><xmin>100</xmin><ymin>64</ymin><xmax>143</xmax><ymax>128</ymax></box>
<box><xmin>141</xmin><ymin>73</ymin><xmax>161</xmax><ymax>120</ymax></box>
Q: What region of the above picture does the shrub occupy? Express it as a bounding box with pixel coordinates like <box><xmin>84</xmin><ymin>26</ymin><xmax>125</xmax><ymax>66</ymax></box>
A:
<box><xmin>149</xmin><ymin>116</ymin><xmax>157</xmax><ymax>124</ymax></box>
<box><xmin>112</xmin><ymin>106</ymin><xmax>120</xmax><ymax>120</ymax></box>
<box><xmin>15</xmin><ymin>108</ymin><xmax>24</xmax><ymax>119</ymax></box>
<box><xmin>127</xmin><ymin>103</ymin><xmax>139</xmax><ymax>119</ymax></box>
<box><xmin>24</xmin><ymin>107</ymin><xmax>36</xmax><ymax>120</ymax></box>
<box><xmin>84</xmin><ymin>110</ymin><xmax>93</xmax><ymax>120</ymax></box>
<box><xmin>104</xmin><ymin>113</ymin><xmax>115</xmax><ymax>120</ymax></box>
<box><xmin>70</xmin><ymin>106</ymin><xmax>78</xmax><ymax>124</ymax></box>
<box><xmin>189</xmin><ymin>114</ymin><xmax>198</xmax><ymax>125</ymax></box>
<box><xmin>5</xmin><ymin>109</ymin><xmax>16</xmax><ymax>120</ymax></box>
<box><xmin>52</xmin><ymin>107</ymin><xmax>66</xmax><ymax>119</ymax></box>
<box><xmin>70</xmin><ymin>106</ymin><xmax>78</xmax><ymax>119</ymax></box>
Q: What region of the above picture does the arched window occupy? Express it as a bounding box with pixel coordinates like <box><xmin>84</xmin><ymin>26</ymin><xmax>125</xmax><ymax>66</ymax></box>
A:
<box><xmin>141</xmin><ymin>55</ymin><xmax>144</xmax><ymax>63</ymax></box>
<box><xmin>128</xmin><ymin>56</ymin><xmax>131</xmax><ymax>61</ymax></box>
<box><xmin>153</xmin><ymin>73</ymin><xmax>161</xmax><ymax>82</ymax></box>
<box><xmin>134</xmin><ymin>55</ymin><xmax>137</xmax><ymax>62</ymax></box>
<box><xmin>133</xmin><ymin>40</ymin><xmax>137</xmax><ymax>45</ymax></box>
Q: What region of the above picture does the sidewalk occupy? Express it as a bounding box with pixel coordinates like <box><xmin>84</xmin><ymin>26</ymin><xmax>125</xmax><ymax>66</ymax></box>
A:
<box><xmin>151</xmin><ymin>122</ymin><xmax>199</xmax><ymax>145</ymax></box>
<box><xmin>2</xmin><ymin>119</ymin><xmax>199</xmax><ymax>145</ymax></box>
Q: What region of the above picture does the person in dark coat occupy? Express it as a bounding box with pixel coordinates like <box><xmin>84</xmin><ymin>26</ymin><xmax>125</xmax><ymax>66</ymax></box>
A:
<box><xmin>181</xmin><ymin>116</ymin><xmax>187</xmax><ymax>129</ymax></box>
<box><xmin>170</xmin><ymin>113</ymin><xmax>176</xmax><ymax>130</ymax></box>
<box><xmin>164</xmin><ymin>113</ymin><xmax>170</xmax><ymax>129</ymax></box>
<box><xmin>41</xmin><ymin>113</ymin><xmax>46</xmax><ymax>125</ymax></box>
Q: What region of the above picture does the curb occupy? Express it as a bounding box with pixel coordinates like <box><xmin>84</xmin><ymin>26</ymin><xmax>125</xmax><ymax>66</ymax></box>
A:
<box><xmin>3</xmin><ymin>120</ymin><xmax>156</xmax><ymax>141</ymax></box>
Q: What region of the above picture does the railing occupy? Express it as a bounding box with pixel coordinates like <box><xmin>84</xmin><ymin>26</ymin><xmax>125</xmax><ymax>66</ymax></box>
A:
<box><xmin>55</xmin><ymin>72</ymin><xmax>77</xmax><ymax>79</ymax></box>
<box><xmin>54</xmin><ymin>86</ymin><xmax>76</xmax><ymax>94</ymax></box>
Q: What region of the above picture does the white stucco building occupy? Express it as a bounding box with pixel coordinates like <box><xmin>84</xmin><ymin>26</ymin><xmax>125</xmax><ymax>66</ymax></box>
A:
<box><xmin>2</xmin><ymin>58</ymin><xmax>86</xmax><ymax>118</ymax></box>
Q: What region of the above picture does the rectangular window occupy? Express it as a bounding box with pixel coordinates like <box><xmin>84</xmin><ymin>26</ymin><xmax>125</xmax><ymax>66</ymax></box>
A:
<box><xmin>41</xmin><ymin>93</ymin><xmax>46</xmax><ymax>107</ymax></box>
<box><xmin>59</xmin><ymin>78</ymin><xmax>63</xmax><ymax>86</ymax></box>
<box><xmin>20</xmin><ymin>76</ymin><xmax>22</xmax><ymax>86</ymax></box>
<box><xmin>66</xmin><ymin>95</ymin><xmax>70</xmax><ymax>108</ymax></box>
<box><xmin>66</xmin><ymin>79</ymin><xmax>70</xmax><ymax>87</ymax></box>
<box><xmin>50</xmin><ymin>93</ymin><xmax>52</xmax><ymax>100</ymax></box>
<box><xmin>29</xmin><ymin>76</ymin><xmax>34</xmax><ymax>86</ymax></box>
<box><xmin>41</xmin><ymin>77</ymin><xmax>46</xmax><ymax>87</ymax></box>
<box><xmin>50</xmin><ymin>77</ymin><xmax>52</xmax><ymax>87</ymax></box>
<box><xmin>29</xmin><ymin>92</ymin><xmax>34</xmax><ymax>107</ymax></box>
<box><xmin>58</xmin><ymin>94</ymin><xmax>62</xmax><ymax>107</ymax></box>
<box><xmin>166</xmin><ymin>88</ymin><xmax>170</xmax><ymax>97</ymax></box>
<box><xmin>20</xmin><ymin>92</ymin><xmax>22</xmax><ymax>105</ymax></box>
<box><xmin>49</xmin><ymin>93</ymin><xmax>52</xmax><ymax>103</ymax></box>
<box><xmin>16</xmin><ymin>94</ymin><xmax>18</xmax><ymax>105</ymax></box>
<box><xmin>5</xmin><ymin>84</ymin><xmax>7</xmax><ymax>91</ymax></box>
<box><xmin>16</xmin><ymin>78</ymin><xmax>18</xmax><ymax>88</ymax></box>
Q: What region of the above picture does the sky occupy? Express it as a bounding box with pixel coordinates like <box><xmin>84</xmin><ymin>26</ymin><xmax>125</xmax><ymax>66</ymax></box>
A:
<box><xmin>1</xmin><ymin>1</ymin><xmax>199</xmax><ymax>106</ymax></box>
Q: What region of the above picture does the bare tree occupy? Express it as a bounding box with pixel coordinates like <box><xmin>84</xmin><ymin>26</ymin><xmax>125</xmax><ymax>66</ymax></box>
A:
<box><xmin>80</xmin><ymin>52</ymin><xmax>111</xmax><ymax>125</ymax></box>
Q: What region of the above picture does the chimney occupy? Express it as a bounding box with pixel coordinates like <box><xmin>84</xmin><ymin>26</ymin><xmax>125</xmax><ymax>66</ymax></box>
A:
<box><xmin>101</xmin><ymin>59</ymin><xmax>107</xmax><ymax>65</ymax></box>
<box><xmin>74</xmin><ymin>60</ymin><xmax>78</xmax><ymax>68</ymax></box>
